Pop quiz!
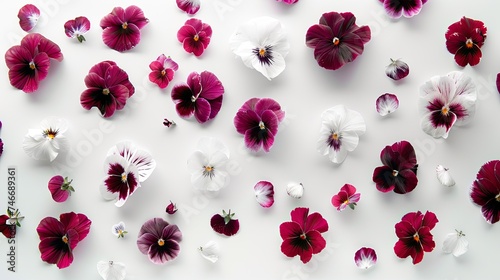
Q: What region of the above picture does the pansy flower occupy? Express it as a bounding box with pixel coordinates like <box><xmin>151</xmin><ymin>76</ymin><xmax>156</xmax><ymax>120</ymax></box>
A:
<box><xmin>376</xmin><ymin>93</ymin><xmax>399</xmax><ymax>116</ymax></box>
<box><xmin>378</xmin><ymin>0</ymin><xmax>428</xmax><ymax>19</ymax></box>
<box><xmin>470</xmin><ymin>160</ymin><xmax>500</xmax><ymax>224</ymax></box>
<box><xmin>22</xmin><ymin>117</ymin><xmax>68</xmax><ymax>162</ymax></box>
<box><xmin>254</xmin><ymin>181</ymin><xmax>275</xmax><ymax>208</ymax></box>
<box><xmin>211</xmin><ymin>210</ymin><xmax>240</xmax><ymax>236</ymax></box>
<box><xmin>234</xmin><ymin>97</ymin><xmax>285</xmax><ymax>152</ymax></box>
<box><xmin>5</xmin><ymin>33</ymin><xmax>63</xmax><ymax>93</ymax></box>
<box><xmin>36</xmin><ymin>212</ymin><xmax>91</xmax><ymax>269</ymax></box>
<box><xmin>177</xmin><ymin>18</ymin><xmax>212</xmax><ymax>57</ymax></box>
<box><xmin>64</xmin><ymin>16</ymin><xmax>91</xmax><ymax>43</ymax></box>
<box><xmin>354</xmin><ymin>247</ymin><xmax>377</xmax><ymax>269</ymax></box>
<box><xmin>137</xmin><ymin>217</ymin><xmax>182</xmax><ymax>264</ymax></box>
<box><xmin>149</xmin><ymin>54</ymin><xmax>178</xmax><ymax>89</ymax></box>
<box><xmin>176</xmin><ymin>0</ymin><xmax>201</xmax><ymax>14</ymax></box>
<box><xmin>372</xmin><ymin>140</ymin><xmax>418</xmax><ymax>194</ymax></box>
<box><xmin>18</xmin><ymin>4</ymin><xmax>40</xmax><ymax>32</ymax></box>
<box><xmin>112</xmin><ymin>221</ymin><xmax>128</xmax><ymax>238</ymax></box>
<box><xmin>171</xmin><ymin>71</ymin><xmax>224</xmax><ymax>123</ymax></box>
<box><xmin>187</xmin><ymin>137</ymin><xmax>230</xmax><ymax>192</ymax></box>
<box><xmin>230</xmin><ymin>16</ymin><xmax>290</xmax><ymax>80</ymax></box>
<box><xmin>419</xmin><ymin>71</ymin><xmax>477</xmax><ymax>139</ymax></box>
<box><xmin>100</xmin><ymin>5</ymin><xmax>149</xmax><ymax>52</ymax></box>
<box><xmin>279</xmin><ymin>207</ymin><xmax>328</xmax><ymax>264</ymax></box>
<box><xmin>317</xmin><ymin>105</ymin><xmax>366</xmax><ymax>164</ymax></box>
<box><xmin>80</xmin><ymin>61</ymin><xmax>135</xmax><ymax>118</ymax></box>
<box><xmin>306</xmin><ymin>12</ymin><xmax>371</xmax><ymax>70</ymax></box>
<box><xmin>445</xmin><ymin>17</ymin><xmax>487</xmax><ymax>67</ymax></box>
<box><xmin>394</xmin><ymin>210</ymin><xmax>438</xmax><ymax>264</ymax></box>
<box><xmin>331</xmin><ymin>184</ymin><xmax>360</xmax><ymax>211</ymax></box>
<box><xmin>48</xmin><ymin>175</ymin><xmax>75</xmax><ymax>203</ymax></box>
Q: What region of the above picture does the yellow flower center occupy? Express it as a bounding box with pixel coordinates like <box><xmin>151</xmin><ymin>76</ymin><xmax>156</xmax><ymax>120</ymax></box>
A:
<box><xmin>343</xmin><ymin>199</ymin><xmax>350</xmax><ymax>205</ymax></box>
<box><xmin>333</xmin><ymin>37</ymin><xmax>340</xmax><ymax>46</ymax></box>
<box><xmin>465</xmin><ymin>38</ymin><xmax>474</xmax><ymax>49</ymax></box>
<box><xmin>392</xmin><ymin>170</ymin><xmax>399</xmax><ymax>177</ymax></box>
<box><xmin>205</xmin><ymin>166</ymin><xmax>213</xmax><ymax>172</ymax></box>
<box><xmin>103</xmin><ymin>88</ymin><xmax>110</xmax><ymax>95</ymax></box>
<box><xmin>122</xmin><ymin>22</ymin><xmax>128</xmax><ymax>29</ymax></box>
<box><xmin>43</xmin><ymin>128</ymin><xmax>58</xmax><ymax>140</ymax></box>
<box><xmin>29</xmin><ymin>61</ymin><xmax>36</xmax><ymax>70</ymax></box>
<box><xmin>413</xmin><ymin>233</ymin><xmax>420</xmax><ymax>242</ymax></box>
<box><xmin>158</xmin><ymin>239</ymin><xmax>165</xmax><ymax>246</ymax></box>
<box><xmin>259</xmin><ymin>121</ymin><xmax>265</xmax><ymax>130</ymax></box>
<box><xmin>121</xmin><ymin>172</ymin><xmax>127</xmax><ymax>183</ymax></box>
<box><xmin>194</xmin><ymin>34</ymin><xmax>199</xmax><ymax>42</ymax></box>
<box><xmin>441</xmin><ymin>106</ymin><xmax>450</xmax><ymax>115</ymax></box>
<box><xmin>496</xmin><ymin>193</ymin><xmax>500</xmax><ymax>202</ymax></box>
<box><xmin>331</xmin><ymin>133</ymin><xmax>339</xmax><ymax>141</ymax></box>
<box><xmin>161</xmin><ymin>69</ymin><xmax>166</xmax><ymax>76</ymax></box>
<box><xmin>62</xmin><ymin>235</ymin><xmax>69</xmax><ymax>244</ymax></box>
<box><xmin>258</xmin><ymin>48</ymin><xmax>266</xmax><ymax>57</ymax></box>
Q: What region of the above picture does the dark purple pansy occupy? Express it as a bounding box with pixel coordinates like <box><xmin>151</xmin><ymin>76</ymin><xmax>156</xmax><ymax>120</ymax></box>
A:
<box><xmin>48</xmin><ymin>175</ymin><xmax>75</xmax><ymax>203</ymax></box>
<box><xmin>372</xmin><ymin>140</ymin><xmax>418</xmax><ymax>194</ymax></box>
<box><xmin>379</xmin><ymin>0</ymin><xmax>428</xmax><ymax>19</ymax></box>
<box><xmin>445</xmin><ymin>17</ymin><xmax>487</xmax><ymax>67</ymax></box>
<box><xmin>305</xmin><ymin>11</ymin><xmax>371</xmax><ymax>70</ymax></box>
<box><xmin>149</xmin><ymin>54</ymin><xmax>178</xmax><ymax>89</ymax></box>
<box><xmin>100</xmin><ymin>5</ymin><xmax>149</xmax><ymax>52</ymax></box>
<box><xmin>18</xmin><ymin>4</ymin><xmax>40</xmax><ymax>32</ymax></box>
<box><xmin>177</xmin><ymin>18</ymin><xmax>212</xmax><ymax>57</ymax></box>
<box><xmin>176</xmin><ymin>0</ymin><xmax>200</xmax><ymax>15</ymax></box>
<box><xmin>470</xmin><ymin>160</ymin><xmax>500</xmax><ymax>224</ymax></box>
<box><xmin>137</xmin><ymin>217</ymin><xmax>182</xmax><ymax>264</ymax></box>
<box><xmin>64</xmin><ymin>16</ymin><xmax>91</xmax><ymax>43</ymax></box>
<box><xmin>210</xmin><ymin>210</ymin><xmax>239</xmax><ymax>236</ymax></box>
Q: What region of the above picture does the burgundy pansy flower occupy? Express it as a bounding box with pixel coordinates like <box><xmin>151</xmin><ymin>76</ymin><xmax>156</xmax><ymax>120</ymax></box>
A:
<box><xmin>372</xmin><ymin>140</ymin><xmax>418</xmax><ymax>194</ymax></box>
<box><xmin>394</xmin><ymin>211</ymin><xmax>438</xmax><ymax>264</ymax></box>
<box><xmin>18</xmin><ymin>4</ymin><xmax>40</xmax><ymax>32</ymax></box>
<box><xmin>36</xmin><ymin>212</ymin><xmax>91</xmax><ymax>269</ymax></box>
<box><xmin>177</xmin><ymin>18</ymin><xmax>212</xmax><ymax>57</ymax></box>
<box><xmin>48</xmin><ymin>175</ymin><xmax>75</xmax><ymax>203</ymax></box>
<box><xmin>234</xmin><ymin>97</ymin><xmax>285</xmax><ymax>152</ymax></box>
<box><xmin>445</xmin><ymin>17</ymin><xmax>487</xmax><ymax>67</ymax></box>
<box><xmin>176</xmin><ymin>0</ymin><xmax>200</xmax><ymax>15</ymax></box>
<box><xmin>64</xmin><ymin>16</ymin><xmax>91</xmax><ymax>43</ymax></box>
<box><xmin>171</xmin><ymin>71</ymin><xmax>224</xmax><ymax>123</ymax></box>
<box><xmin>378</xmin><ymin>0</ymin><xmax>428</xmax><ymax>19</ymax></box>
<box><xmin>470</xmin><ymin>160</ymin><xmax>500</xmax><ymax>224</ymax></box>
<box><xmin>166</xmin><ymin>201</ymin><xmax>178</xmax><ymax>215</ymax></box>
<box><xmin>306</xmin><ymin>11</ymin><xmax>371</xmax><ymax>70</ymax></box>
<box><xmin>280</xmin><ymin>207</ymin><xmax>328</xmax><ymax>264</ymax></box>
<box><xmin>0</xmin><ymin>215</ymin><xmax>15</xmax><ymax>238</ymax></box>
<box><xmin>100</xmin><ymin>5</ymin><xmax>149</xmax><ymax>52</ymax></box>
<box><xmin>331</xmin><ymin>184</ymin><xmax>360</xmax><ymax>211</ymax></box>
<box><xmin>211</xmin><ymin>210</ymin><xmax>239</xmax><ymax>236</ymax></box>
<box><xmin>80</xmin><ymin>61</ymin><xmax>135</xmax><ymax>118</ymax></box>
<box><xmin>137</xmin><ymin>217</ymin><xmax>182</xmax><ymax>264</ymax></box>
<box><xmin>5</xmin><ymin>33</ymin><xmax>63</xmax><ymax>93</ymax></box>
<box><xmin>149</xmin><ymin>54</ymin><xmax>178</xmax><ymax>89</ymax></box>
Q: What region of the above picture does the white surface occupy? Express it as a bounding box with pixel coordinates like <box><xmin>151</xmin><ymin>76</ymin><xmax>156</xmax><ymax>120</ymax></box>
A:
<box><xmin>1</xmin><ymin>0</ymin><xmax>499</xmax><ymax>279</ymax></box>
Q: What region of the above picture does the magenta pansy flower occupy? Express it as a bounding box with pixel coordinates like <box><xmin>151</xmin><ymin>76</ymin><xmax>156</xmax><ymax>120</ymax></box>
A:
<box><xmin>211</xmin><ymin>210</ymin><xmax>240</xmax><ymax>236</ymax></box>
<box><xmin>176</xmin><ymin>0</ymin><xmax>200</xmax><ymax>15</ymax></box>
<box><xmin>64</xmin><ymin>16</ymin><xmax>91</xmax><ymax>43</ymax></box>
<box><xmin>306</xmin><ymin>11</ymin><xmax>371</xmax><ymax>70</ymax></box>
<box><xmin>280</xmin><ymin>207</ymin><xmax>328</xmax><ymax>264</ymax></box>
<box><xmin>372</xmin><ymin>140</ymin><xmax>418</xmax><ymax>194</ymax></box>
<box><xmin>354</xmin><ymin>247</ymin><xmax>377</xmax><ymax>269</ymax></box>
<box><xmin>331</xmin><ymin>184</ymin><xmax>360</xmax><ymax>211</ymax></box>
<box><xmin>234</xmin><ymin>97</ymin><xmax>285</xmax><ymax>152</ymax></box>
<box><xmin>177</xmin><ymin>18</ymin><xmax>212</xmax><ymax>57</ymax></box>
<box><xmin>48</xmin><ymin>175</ymin><xmax>75</xmax><ymax>203</ymax></box>
<box><xmin>470</xmin><ymin>160</ymin><xmax>500</xmax><ymax>224</ymax></box>
<box><xmin>80</xmin><ymin>61</ymin><xmax>135</xmax><ymax>118</ymax></box>
<box><xmin>5</xmin><ymin>33</ymin><xmax>63</xmax><ymax>93</ymax></box>
<box><xmin>100</xmin><ymin>5</ymin><xmax>149</xmax><ymax>52</ymax></box>
<box><xmin>378</xmin><ymin>0</ymin><xmax>428</xmax><ymax>19</ymax></box>
<box><xmin>171</xmin><ymin>71</ymin><xmax>224</xmax><ymax>123</ymax></box>
<box><xmin>254</xmin><ymin>181</ymin><xmax>275</xmax><ymax>208</ymax></box>
<box><xmin>18</xmin><ymin>4</ymin><xmax>40</xmax><ymax>32</ymax></box>
<box><xmin>445</xmin><ymin>17</ymin><xmax>487</xmax><ymax>67</ymax></box>
<box><xmin>394</xmin><ymin>211</ymin><xmax>438</xmax><ymax>264</ymax></box>
<box><xmin>36</xmin><ymin>212</ymin><xmax>91</xmax><ymax>269</ymax></box>
<box><xmin>149</xmin><ymin>54</ymin><xmax>178</xmax><ymax>89</ymax></box>
<box><xmin>137</xmin><ymin>217</ymin><xmax>182</xmax><ymax>264</ymax></box>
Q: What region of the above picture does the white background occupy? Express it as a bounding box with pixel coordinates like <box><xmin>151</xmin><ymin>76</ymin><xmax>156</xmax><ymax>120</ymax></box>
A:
<box><xmin>1</xmin><ymin>0</ymin><xmax>499</xmax><ymax>279</ymax></box>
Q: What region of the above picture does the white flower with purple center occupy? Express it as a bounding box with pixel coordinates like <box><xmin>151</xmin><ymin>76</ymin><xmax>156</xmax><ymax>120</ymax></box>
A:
<box><xmin>22</xmin><ymin>117</ymin><xmax>69</xmax><ymax>162</ymax></box>
<box><xmin>111</xmin><ymin>221</ymin><xmax>128</xmax><ymax>238</ymax></box>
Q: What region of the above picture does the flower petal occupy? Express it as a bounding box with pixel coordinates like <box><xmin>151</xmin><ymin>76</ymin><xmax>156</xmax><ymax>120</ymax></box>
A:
<box><xmin>96</xmin><ymin>260</ymin><xmax>127</xmax><ymax>280</ymax></box>
<box><xmin>376</xmin><ymin>93</ymin><xmax>399</xmax><ymax>116</ymax></box>
<box><xmin>354</xmin><ymin>247</ymin><xmax>377</xmax><ymax>269</ymax></box>
<box><xmin>254</xmin><ymin>181</ymin><xmax>275</xmax><ymax>208</ymax></box>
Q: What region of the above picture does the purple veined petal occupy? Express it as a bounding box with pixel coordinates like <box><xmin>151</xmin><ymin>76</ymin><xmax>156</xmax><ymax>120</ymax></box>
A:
<box><xmin>18</xmin><ymin>4</ymin><xmax>40</xmax><ymax>32</ymax></box>
<box><xmin>254</xmin><ymin>181</ymin><xmax>275</xmax><ymax>208</ymax></box>
<box><xmin>376</xmin><ymin>93</ymin><xmax>399</xmax><ymax>116</ymax></box>
<box><xmin>354</xmin><ymin>247</ymin><xmax>377</xmax><ymax>269</ymax></box>
<box><xmin>385</xmin><ymin>58</ymin><xmax>409</xmax><ymax>80</ymax></box>
<box><xmin>124</xmin><ymin>5</ymin><xmax>149</xmax><ymax>29</ymax></box>
<box><xmin>176</xmin><ymin>0</ymin><xmax>201</xmax><ymax>15</ymax></box>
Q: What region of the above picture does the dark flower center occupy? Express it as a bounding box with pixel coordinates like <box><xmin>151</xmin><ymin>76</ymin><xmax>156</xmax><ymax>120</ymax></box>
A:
<box><xmin>252</xmin><ymin>45</ymin><xmax>274</xmax><ymax>66</ymax></box>
<box><xmin>194</xmin><ymin>34</ymin><xmax>199</xmax><ymax>42</ymax></box>
<box><xmin>62</xmin><ymin>235</ymin><xmax>69</xmax><ymax>244</ymax></box>
<box><xmin>121</xmin><ymin>172</ymin><xmax>127</xmax><ymax>183</ymax></box>
<box><xmin>259</xmin><ymin>121</ymin><xmax>266</xmax><ymax>130</ymax></box>
<box><xmin>328</xmin><ymin>131</ymin><xmax>341</xmax><ymax>151</ymax></box>
<box><xmin>161</xmin><ymin>69</ymin><xmax>166</xmax><ymax>76</ymax></box>
<box><xmin>392</xmin><ymin>170</ymin><xmax>399</xmax><ymax>177</ymax></box>
<box><xmin>203</xmin><ymin>166</ymin><xmax>215</xmax><ymax>179</ymax></box>
<box><xmin>413</xmin><ymin>233</ymin><xmax>420</xmax><ymax>242</ymax></box>
<box><xmin>122</xmin><ymin>22</ymin><xmax>128</xmax><ymax>29</ymax></box>
<box><xmin>332</xmin><ymin>37</ymin><xmax>340</xmax><ymax>46</ymax></box>
<box><xmin>29</xmin><ymin>61</ymin><xmax>36</xmax><ymax>70</ymax></box>
<box><xmin>299</xmin><ymin>233</ymin><xmax>307</xmax><ymax>240</ymax></box>
<box><xmin>465</xmin><ymin>38</ymin><xmax>474</xmax><ymax>49</ymax></box>
<box><xmin>103</xmin><ymin>88</ymin><xmax>110</xmax><ymax>95</ymax></box>
<box><xmin>158</xmin><ymin>238</ymin><xmax>165</xmax><ymax>246</ymax></box>
<box><xmin>43</xmin><ymin>128</ymin><xmax>58</xmax><ymax>140</ymax></box>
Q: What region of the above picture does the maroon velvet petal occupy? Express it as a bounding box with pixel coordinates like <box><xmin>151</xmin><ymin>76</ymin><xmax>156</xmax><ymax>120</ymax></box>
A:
<box><xmin>307</xmin><ymin>230</ymin><xmax>327</xmax><ymax>254</ymax></box>
<box><xmin>208</xmin><ymin>95</ymin><xmax>223</xmax><ymax>120</ymax></box>
<box><xmin>454</xmin><ymin>45</ymin><xmax>482</xmax><ymax>67</ymax></box>
<box><xmin>193</xmin><ymin>98</ymin><xmax>211</xmax><ymax>123</ymax></box>
<box><xmin>280</xmin><ymin>235</ymin><xmax>313</xmax><ymax>263</ymax></box>
<box><xmin>372</xmin><ymin>166</ymin><xmax>396</xmax><ymax>192</ymax></box>
<box><xmin>48</xmin><ymin>175</ymin><xmax>69</xmax><ymax>203</ymax></box>
<box><xmin>102</xmin><ymin>23</ymin><xmax>141</xmax><ymax>52</ymax></box>
<box><xmin>305</xmin><ymin>24</ymin><xmax>333</xmax><ymax>49</ymax></box>
<box><xmin>290</xmin><ymin>207</ymin><xmax>309</xmax><ymax>227</ymax></box>
<box><xmin>234</xmin><ymin>110</ymin><xmax>260</xmax><ymax>135</ymax></box>
<box><xmin>418</xmin><ymin>226</ymin><xmax>435</xmax><ymax>252</ymax></box>
<box><xmin>254</xmin><ymin>98</ymin><xmax>285</xmax><ymax>122</ymax></box>
<box><xmin>304</xmin><ymin>212</ymin><xmax>328</xmax><ymax>233</ymax></box>
<box><xmin>421</xmin><ymin>211</ymin><xmax>438</xmax><ymax>230</ymax></box>
<box><xmin>38</xmin><ymin>36</ymin><xmax>64</xmax><ymax>62</ymax></box>
<box><xmin>37</xmin><ymin>217</ymin><xmax>64</xmax><ymax>240</ymax></box>
<box><xmin>137</xmin><ymin>232</ymin><xmax>156</xmax><ymax>255</ymax></box>
<box><xmin>393</xmin><ymin>169</ymin><xmax>418</xmax><ymax>194</ymax></box>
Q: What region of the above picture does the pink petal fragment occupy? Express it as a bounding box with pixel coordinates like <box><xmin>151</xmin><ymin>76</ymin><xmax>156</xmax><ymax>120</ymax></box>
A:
<box><xmin>254</xmin><ymin>181</ymin><xmax>275</xmax><ymax>208</ymax></box>
<box><xmin>376</xmin><ymin>93</ymin><xmax>399</xmax><ymax>116</ymax></box>
<box><xmin>18</xmin><ymin>4</ymin><xmax>40</xmax><ymax>32</ymax></box>
<box><xmin>354</xmin><ymin>247</ymin><xmax>377</xmax><ymax>269</ymax></box>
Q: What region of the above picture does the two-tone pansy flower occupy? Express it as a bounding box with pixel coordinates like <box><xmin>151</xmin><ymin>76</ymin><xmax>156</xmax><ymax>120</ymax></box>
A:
<box><xmin>149</xmin><ymin>54</ymin><xmax>178</xmax><ymax>89</ymax></box>
<box><xmin>137</xmin><ymin>218</ymin><xmax>182</xmax><ymax>264</ymax></box>
<box><xmin>445</xmin><ymin>17</ymin><xmax>487</xmax><ymax>67</ymax></box>
<box><xmin>378</xmin><ymin>0</ymin><xmax>428</xmax><ymax>19</ymax></box>
<box><xmin>22</xmin><ymin>117</ymin><xmax>68</xmax><ymax>162</ymax></box>
<box><xmin>64</xmin><ymin>16</ymin><xmax>91</xmax><ymax>43</ymax></box>
<box><xmin>176</xmin><ymin>0</ymin><xmax>201</xmax><ymax>14</ymax></box>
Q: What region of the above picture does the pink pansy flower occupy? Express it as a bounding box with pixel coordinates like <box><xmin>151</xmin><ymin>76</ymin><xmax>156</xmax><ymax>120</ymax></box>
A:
<box><xmin>277</xmin><ymin>0</ymin><xmax>299</xmax><ymax>4</ymax></box>
<box><xmin>379</xmin><ymin>0</ymin><xmax>428</xmax><ymax>19</ymax></box>
<box><xmin>470</xmin><ymin>160</ymin><xmax>500</xmax><ymax>224</ymax></box>
<box><xmin>331</xmin><ymin>184</ymin><xmax>360</xmax><ymax>211</ymax></box>
<box><xmin>177</xmin><ymin>18</ymin><xmax>212</xmax><ymax>57</ymax></box>
<box><xmin>211</xmin><ymin>210</ymin><xmax>240</xmax><ymax>236</ymax></box>
<box><xmin>445</xmin><ymin>17</ymin><xmax>487</xmax><ymax>67</ymax></box>
<box><xmin>176</xmin><ymin>0</ymin><xmax>200</xmax><ymax>15</ymax></box>
<box><xmin>100</xmin><ymin>5</ymin><xmax>149</xmax><ymax>52</ymax></box>
<box><xmin>137</xmin><ymin>217</ymin><xmax>182</xmax><ymax>264</ymax></box>
<box><xmin>36</xmin><ymin>212</ymin><xmax>91</xmax><ymax>269</ymax></box>
<box><xmin>306</xmin><ymin>12</ymin><xmax>371</xmax><ymax>70</ymax></box>
<box><xmin>149</xmin><ymin>54</ymin><xmax>178</xmax><ymax>89</ymax></box>
<box><xmin>171</xmin><ymin>71</ymin><xmax>224</xmax><ymax>123</ymax></box>
<box><xmin>280</xmin><ymin>207</ymin><xmax>328</xmax><ymax>264</ymax></box>
<box><xmin>18</xmin><ymin>4</ymin><xmax>40</xmax><ymax>32</ymax></box>
<box><xmin>5</xmin><ymin>33</ymin><xmax>63</xmax><ymax>93</ymax></box>
<box><xmin>64</xmin><ymin>16</ymin><xmax>91</xmax><ymax>43</ymax></box>
<box><xmin>394</xmin><ymin>211</ymin><xmax>438</xmax><ymax>265</ymax></box>
<box><xmin>254</xmin><ymin>181</ymin><xmax>275</xmax><ymax>208</ymax></box>
<box><xmin>48</xmin><ymin>175</ymin><xmax>75</xmax><ymax>203</ymax></box>
<box><xmin>354</xmin><ymin>247</ymin><xmax>377</xmax><ymax>269</ymax></box>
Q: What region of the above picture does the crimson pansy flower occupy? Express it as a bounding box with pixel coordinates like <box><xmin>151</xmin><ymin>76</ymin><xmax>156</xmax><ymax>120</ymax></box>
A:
<box><xmin>331</xmin><ymin>184</ymin><xmax>360</xmax><ymax>211</ymax></box>
<box><xmin>5</xmin><ymin>33</ymin><xmax>63</xmax><ymax>93</ymax></box>
<box><xmin>394</xmin><ymin>211</ymin><xmax>438</xmax><ymax>264</ymax></box>
<box><xmin>470</xmin><ymin>160</ymin><xmax>500</xmax><ymax>224</ymax></box>
<box><xmin>234</xmin><ymin>97</ymin><xmax>285</xmax><ymax>152</ymax></box>
<box><xmin>36</xmin><ymin>212</ymin><xmax>91</xmax><ymax>269</ymax></box>
<box><xmin>306</xmin><ymin>11</ymin><xmax>371</xmax><ymax>70</ymax></box>
<box><xmin>280</xmin><ymin>207</ymin><xmax>328</xmax><ymax>264</ymax></box>
<box><xmin>372</xmin><ymin>140</ymin><xmax>418</xmax><ymax>194</ymax></box>
<box><xmin>176</xmin><ymin>0</ymin><xmax>200</xmax><ymax>15</ymax></box>
<box><xmin>445</xmin><ymin>17</ymin><xmax>487</xmax><ymax>67</ymax></box>
<box><xmin>149</xmin><ymin>54</ymin><xmax>178</xmax><ymax>89</ymax></box>
<box><xmin>137</xmin><ymin>217</ymin><xmax>182</xmax><ymax>264</ymax></box>
<box><xmin>18</xmin><ymin>4</ymin><xmax>40</xmax><ymax>32</ymax></box>
<box><xmin>64</xmin><ymin>16</ymin><xmax>91</xmax><ymax>43</ymax></box>
<box><xmin>378</xmin><ymin>0</ymin><xmax>428</xmax><ymax>19</ymax></box>
<box><xmin>177</xmin><ymin>18</ymin><xmax>212</xmax><ymax>57</ymax></box>
<box><xmin>80</xmin><ymin>61</ymin><xmax>135</xmax><ymax>118</ymax></box>
<box><xmin>171</xmin><ymin>71</ymin><xmax>224</xmax><ymax>123</ymax></box>
<box><xmin>100</xmin><ymin>5</ymin><xmax>149</xmax><ymax>52</ymax></box>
